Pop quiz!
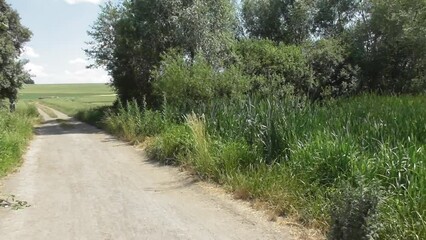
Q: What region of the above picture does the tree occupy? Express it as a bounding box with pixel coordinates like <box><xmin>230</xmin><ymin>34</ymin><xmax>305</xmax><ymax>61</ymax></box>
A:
<box><xmin>242</xmin><ymin>0</ymin><xmax>312</xmax><ymax>44</ymax></box>
<box><xmin>304</xmin><ymin>39</ymin><xmax>360</xmax><ymax>100</ymax></box>
<box><xmin>312</xmin><ymin>0</ymin><xmax>362</xmax><ymax>37</ymax></box>
<box><xmin>347</xmin><ymin>0</ymin><xmax>426</xmax><ymax>93</ymax></box>
<box><xmin>178</xmin><ymin>0</ymin><xmax>237</xmax><ymax>66</ymax></box>
<box><xmin>85</xmin><ymin>1</ymin><xmax>123</xmax><ymax>70</ymax></box>
<box><xmin>0</xmin><ymin>0</ymin><xmax>32</xmax><ymax>107</ymax></box>
<box><xmin>86</xmin><ymin>0</ymin><xmax>238</xmax><ymax>107</ymax></box>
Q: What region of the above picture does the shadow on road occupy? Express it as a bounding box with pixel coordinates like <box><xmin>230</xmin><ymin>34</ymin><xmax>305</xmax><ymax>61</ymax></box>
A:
<box><xmin>34</xmin><ymin>119</ymin><xmax>102</xmax><ymax>136</ymax></box>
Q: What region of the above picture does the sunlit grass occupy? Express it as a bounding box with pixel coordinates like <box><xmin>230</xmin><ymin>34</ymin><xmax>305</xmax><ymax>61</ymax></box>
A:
<box><xmin>105</xmin><ymin>95</ymin><xmax>425</xmax><ymax>239</ymax></box>
<box><xmin>0</xmin><ymin>102</ymin><xmax>39</xmax><ymax>176</ymax></box>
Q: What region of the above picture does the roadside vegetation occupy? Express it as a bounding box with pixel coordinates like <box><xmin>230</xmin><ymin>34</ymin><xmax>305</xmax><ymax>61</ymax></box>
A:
<box><xmin>0</xmin><ymin>103</ymin><xmax>39</xmax><ymax>176</ymax></box>
<box><xmin>78</xmin><ymin>0</ymin><xmax>426</xmax><ymax>239</ymax></box>
<box><xmin>77</xmin><ymin>95</ymin><xmax>424</xmax><ymax>240</ymax></box>
<box><xmin>0</xmin><ymin>0</ymin><xmax>37</xmax><ymax>177</ymax></box>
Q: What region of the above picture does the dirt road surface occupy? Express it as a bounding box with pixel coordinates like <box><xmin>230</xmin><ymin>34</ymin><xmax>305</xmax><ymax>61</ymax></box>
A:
<box><xmin>0</xmin><ymin>106</ymin><xmax>294</xmax><ymax>240</ymax></box>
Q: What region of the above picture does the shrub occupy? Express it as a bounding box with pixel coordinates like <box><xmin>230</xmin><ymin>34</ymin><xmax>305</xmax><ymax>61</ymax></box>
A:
<box><xmin>234</xmin><ymin>39</ymin><xmax>312</xmax><ymax>98</ymax></box>
<box><xmin>304</xmin><ymin>38</ymin><xmax>360</xmax><ymax>100</ymax></box>
<box><xmin>153</xmin><ymin>50</ymin><xmax>249</xmax><ymax>112</ymax></box>
<box><xmin>147</xmin><ymin>124</ymin><xmax>193</xmax><ymax>165</ymax></box>
<box><xmin>75</xmin><ymin>106</ymin><xmax>109</xmax><ymax>127</ymax></box>
<box><xmin>328</xmin><ymin>182</ymin><xmax>381</xmax><ymax>240</ymax></box>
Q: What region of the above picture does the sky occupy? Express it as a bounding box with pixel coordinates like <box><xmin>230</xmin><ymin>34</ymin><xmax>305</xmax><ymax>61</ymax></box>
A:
<box><xmin>8</xmin><ymin>0</ymin><xmax>109</xmax><ymax>84</ymax></box>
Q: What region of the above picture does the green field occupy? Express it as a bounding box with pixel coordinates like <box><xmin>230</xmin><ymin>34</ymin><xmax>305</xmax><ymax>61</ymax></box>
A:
<box><xmin>19</xmin><ymin>84</ymin><xmax>116</xmax><ymax>115</ymax></box>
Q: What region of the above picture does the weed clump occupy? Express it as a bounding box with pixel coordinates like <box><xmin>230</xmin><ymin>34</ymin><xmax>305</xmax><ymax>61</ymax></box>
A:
<box><xmin>328</xmin><ymin>182</ymin><xmax>381</xmax><ymax>240</ymax></box>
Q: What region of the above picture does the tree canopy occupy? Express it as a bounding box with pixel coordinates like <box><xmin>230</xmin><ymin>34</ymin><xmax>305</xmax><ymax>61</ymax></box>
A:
<box><xmin>86</xmin><ymin>0</ymin><xmax>237</xmax><ymax>106</ymax></box>
<box><xmin>0</xmin><ymin>0</ymin><xmax>32</xmax><ymax>102</ymax></box>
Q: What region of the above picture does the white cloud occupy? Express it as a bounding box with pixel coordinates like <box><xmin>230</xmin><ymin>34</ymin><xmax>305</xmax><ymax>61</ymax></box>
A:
<box><xmin>32</xmin><ymin>68</ymin><xmax>108</xmax><ymax>84</ymax></box>
<box><xmin>23</xmin><ymin>58</ymin><xmax>109</xmax><ymax>84</ymax></box>
<box><xmin>62</xmin><ymin>67</ymin><xmax>109</xmax><ymax>83</ymax></box>
<box><xmin>22</xmin><ymin>46</ymin><xmax>40</xmax><ymax>59</ymax></box>
<box><xmin>65</xmin><ymin>0</ymin><xmax>103</xmax><ymax>5</ymax></box>
<box><xmin>69</xmin><ymin>58</ymin><xmax>88</xmax><ymax>65</ymax></box>
<box><xmin>24</xmin><ymin>62</ymin><xmax>49</xmax><ymax>77</ymax></box>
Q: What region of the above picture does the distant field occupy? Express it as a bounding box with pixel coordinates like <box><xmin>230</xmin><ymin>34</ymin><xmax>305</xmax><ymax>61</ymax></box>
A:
<box><xmin>20</xmin><ymin>84</ymin><xmax>116</xmax><ymax>115</ymax></box>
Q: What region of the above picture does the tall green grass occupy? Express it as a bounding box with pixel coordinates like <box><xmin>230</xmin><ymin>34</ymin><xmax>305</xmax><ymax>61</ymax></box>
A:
<box><xmin>99</xmin><ymin>95</ymin><xmax>425</xmax><ymax>239</ymax></box>
<box><xmin>103</xmin><ymin>101</ymin><xmax>165</xmax><ymax>143</ymax></box>
<box><xmin>0</xmin><ymin>103</ymin><xmax>39</xmax><ymax>177</ymax></box>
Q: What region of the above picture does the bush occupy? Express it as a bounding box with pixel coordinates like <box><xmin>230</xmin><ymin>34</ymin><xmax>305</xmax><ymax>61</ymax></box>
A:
<box><xmin>234</xmin><ymin>39</ymin><xmax>312</xmax><ymax>98</ymax></box>
<box><xmin>75</xmin><ymin>106</ymin><xmax>109</xmax><ymax>127</ymax></box>
<box><xmin>328</xmin><ymin>182</ymin><xmax>381</xmax><ymax>240</ymax></box>
<box><xmin>147</xmin><ymin>124</ymin><xmax>193</xmax><ymax>165</ymax></box>
<box><xmin>153</xmin><ymin>50</ymin><xmax>249</xmax><ymax>112</ymax></box>
<box><xmin>304</xmin><ymin>38</ymin><xmax>360</xmax><ymax>100</ymax></box>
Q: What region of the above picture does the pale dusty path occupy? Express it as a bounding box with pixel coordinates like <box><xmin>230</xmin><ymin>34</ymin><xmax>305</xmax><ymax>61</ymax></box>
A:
<box><xmin>0</xmin><ymin>106</ymin><xmax>294</xmax><ymax>240</ymax></box>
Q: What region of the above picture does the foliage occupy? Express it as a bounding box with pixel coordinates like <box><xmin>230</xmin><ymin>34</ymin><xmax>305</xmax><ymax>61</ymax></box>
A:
<box><xmin>147</xmin><ymin>124</ymin><xmax>193</xmax><ymax>165</ymax></box>
<box><xmin>153</xmin><ymin>50</ymin><xmax>249</xmax><ymax>111</ymax></box>
<box><xmin>75</xmin><ymin>106</ymin><xmax>108</xmax><ymax>128</ymax></box>
<box><xmin>192</xmin><ymin>95</ymin><xmax>426</xmax><ymax>238</ymax></box>
<box><xmin>103</xmin><ymin>100</ymin><xmax>164</xmax><ymax>142</ymax></box>
<box><xmin>234</xmin><ymin>39</ymin><xmax>311</xmax><ymax>98</ymax></box>
<box><xmin>313</xmin><ymin>0</ymin><xmax>362</xmax><ymax>37</ymax></box>
<box><xmin>347</xmin><ymin>0</ymin><xmax>426</xmax><ymax>94</ymax></box>
<box><xmin>304</xmin><ymin>38</ymin><xmax>360</xmax><ymax>100</ymax></box>
<box><xmin>328</xmin><ymin>181</ymin><xmax>381</xmax><ymax>240</ymax></box>
<box><xmin>0</xmin><ymin>103</ymin><xmax>38</xmax><ymax>176</ymax></box>
<box><xmin>86</xmin><ymin>0</ymin><xmax>238</xmax><ymax>107</ymax></box>
<box><xmin>0</xmin><ymin>0</ymin><xmax>32</xmax><ymax>102</ymax></box>
<box><xmin>242</xmin><ymin>0</ymin><xmax>312</xmax><ymax>44</ymax></box>
<box><xmin>93</xmin><ymin>93</ymin><xmax>426</xmax><ymax>239</ymax></box>
<box><xmin>233</xmin><ymin>39</ymin><xmax>359</xmax><ymax>100</ymax></box>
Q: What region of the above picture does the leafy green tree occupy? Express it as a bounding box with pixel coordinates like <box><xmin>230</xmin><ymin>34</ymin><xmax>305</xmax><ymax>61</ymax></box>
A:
<box><xmin>85</xmin><ymin>1</ymin><xmax>123</xmax><ymax>69</ymax></box>
<box><xmin>312</xmin><ymin>0</ymin><xmax>362</xmax><ymax>37</ymax></box>
<box><xmin>86</xmin><ymin>0</ymin><xmax>238</xmax><ymax>107</ymax></box>
<box><xmin>304</xmin><ymin>39</ymin><xmax>360</xmax><ymax>100</ymax></box>
<box><xmin>348</xmin><ymin>0</ymin><xmax>426</xmax><ymax>93</ymax></box>
<box><xmin>242</xmin><ymin>0</ymin><xmax>312</xmax><ymax>44</ymax></box>
<box><xmin>0</xmin><ymin>0</ymin><xmax>32</xmax><ymax>106</ymax></box>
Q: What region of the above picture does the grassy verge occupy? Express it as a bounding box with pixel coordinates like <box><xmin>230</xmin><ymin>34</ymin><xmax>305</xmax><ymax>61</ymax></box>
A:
<box><xmin>55</xmin><ymin>95</ymin><xmax>426</xmax><ymax>239</ymax></box>
<box><xmin>0</xmin><ymin>102</ymin><xmax>39</xmax><ymax>177</ymax></box>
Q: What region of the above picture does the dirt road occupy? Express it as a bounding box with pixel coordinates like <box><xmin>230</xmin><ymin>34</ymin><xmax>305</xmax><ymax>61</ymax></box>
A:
<box><xmin>0</xmin><ymin>106</ymin><xmax>293</xmax><ymax>240</ymax></box>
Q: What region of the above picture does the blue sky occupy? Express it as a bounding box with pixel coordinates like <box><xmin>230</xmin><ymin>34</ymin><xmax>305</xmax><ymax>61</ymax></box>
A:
<box><xmin>8</xmin><ymin>0</ymin><xmax>108</xmax><ymax>84</ymax></box>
